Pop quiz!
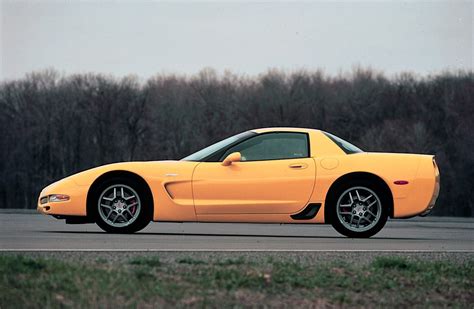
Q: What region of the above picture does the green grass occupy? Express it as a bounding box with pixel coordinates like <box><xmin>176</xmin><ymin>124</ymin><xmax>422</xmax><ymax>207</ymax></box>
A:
<box><xmin>128</xmin><ymin>256</ymin><xmax>162</xmax><ymax>267</ymax></box>
<box><xmin>0</xmin><ymin>255</ymin><xmax>472</xmax><ymax>308</ymax></box>
<box><xmin>176</xmin><ymin>257</ymin><xmax>207</xmax><ymax>265</ymax></box>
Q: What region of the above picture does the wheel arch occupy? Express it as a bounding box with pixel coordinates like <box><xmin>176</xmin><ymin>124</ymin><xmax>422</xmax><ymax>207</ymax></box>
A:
<box><xmin>86</xmin><ymin>170</ymin><xmax>154</xmax><ymax>219</ymax></box>
<box><xmin>324</xmin><ymin>171</ymin><xmax>394</xmax><ymax>222</ymax></box>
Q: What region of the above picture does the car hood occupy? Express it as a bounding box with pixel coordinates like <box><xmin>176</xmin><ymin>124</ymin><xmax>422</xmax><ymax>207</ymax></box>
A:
<box><xmin>59</xmin><ymin>160</ymin><xmax>199</xmax><ymax>187</ymax></box>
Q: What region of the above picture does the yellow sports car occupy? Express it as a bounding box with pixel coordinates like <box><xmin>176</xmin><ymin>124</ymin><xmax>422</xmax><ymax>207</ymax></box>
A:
<box><xmin>37</xmin><ymin>128</ymin><xmax>440</xmax><ymax>238</ymax></box>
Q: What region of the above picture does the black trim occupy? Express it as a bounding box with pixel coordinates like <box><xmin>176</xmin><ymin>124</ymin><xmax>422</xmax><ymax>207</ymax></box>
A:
<box><xmin>53</xmin><ymin>215</ymin><xmax>94</xmax><ymax>224</ymax></box>
<box><xmin>290</xmin><ymin>203</ymin><xmax>321</xmax><ymax>220</ymax></box>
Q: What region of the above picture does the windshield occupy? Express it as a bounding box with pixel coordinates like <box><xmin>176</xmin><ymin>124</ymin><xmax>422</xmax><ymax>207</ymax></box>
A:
<box><xmin>323</xmin><ymin>132</ymin><xmax>363</xmax><ymax>154</ymax></box>
<box><xmin>181</xmin><ymin>131</ymin><xmax>256</xmax><ymax>161</ymax></box>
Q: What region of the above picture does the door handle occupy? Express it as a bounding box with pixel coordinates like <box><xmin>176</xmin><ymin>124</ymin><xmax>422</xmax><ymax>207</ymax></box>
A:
<box><xmin>289</xmin><ymin>163</ymin><xmax>308</xmax><ymax>169</ymax></box>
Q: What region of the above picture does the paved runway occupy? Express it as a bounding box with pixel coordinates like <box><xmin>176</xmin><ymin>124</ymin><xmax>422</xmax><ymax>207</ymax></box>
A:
<box><xmin>0</xmin><ymin>213</ymin><xmax>473</xmax><ymax>251</ymax></box>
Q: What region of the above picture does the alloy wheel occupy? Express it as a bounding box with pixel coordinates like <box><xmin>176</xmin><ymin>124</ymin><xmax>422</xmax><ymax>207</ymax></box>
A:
<box><xmin>97</xmin><ymin>184</ymin><xmax>141</xmax><ymax>227</ymax></box>
<box><xmin>336</xmin><ymin>186</ymin><xmax>382</xmax><ymax>232</ymax></box>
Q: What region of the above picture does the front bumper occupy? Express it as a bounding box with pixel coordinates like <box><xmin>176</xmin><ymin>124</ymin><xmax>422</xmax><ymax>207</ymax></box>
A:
<box><xmin>37</xmin><ymin>177</ymin><xmax>89</xmax><ymax>216</ymax></box>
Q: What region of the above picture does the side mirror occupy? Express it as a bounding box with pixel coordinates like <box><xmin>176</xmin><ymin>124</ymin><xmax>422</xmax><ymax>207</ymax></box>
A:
<box><xmin>222</xmin><ymin>152</ymin><xmax>241</xmax><ymax>166</ymax></box>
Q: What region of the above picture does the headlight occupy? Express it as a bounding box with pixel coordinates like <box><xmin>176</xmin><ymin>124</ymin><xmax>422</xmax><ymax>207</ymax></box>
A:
<box><xmin>48</xmin><ymin>194</ymin><xmax>70</xmax><ymax>202</ymax></box>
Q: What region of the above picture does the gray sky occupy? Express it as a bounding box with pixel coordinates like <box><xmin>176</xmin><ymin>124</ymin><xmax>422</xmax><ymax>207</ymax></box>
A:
<box><xmin>1</xmin><ymin>0</ymin><xmax>472</xmax><ymax>80</ymax></box>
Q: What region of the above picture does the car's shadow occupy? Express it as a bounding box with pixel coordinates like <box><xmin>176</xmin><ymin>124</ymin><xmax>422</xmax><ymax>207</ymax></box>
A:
<box><xmin>38</xmin><ymin>230</ymin><xmax>436</xmax><ymax>241</ymax></box>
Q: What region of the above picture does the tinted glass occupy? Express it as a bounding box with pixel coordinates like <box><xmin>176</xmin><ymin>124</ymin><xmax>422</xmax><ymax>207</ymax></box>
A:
<box><xmin>221</xmin><ymin>132</ymin><xmax>309</xmax><ymax>161</ymax></box>
<box><xmin>181</xmin><ymin>131</ymin><xmax>256</xmax><ymax>161</ymax></box>
<box><xmin>323</xmin><ymin>132</ymin><xmax>363</xmax><ymax>154</ymax></box>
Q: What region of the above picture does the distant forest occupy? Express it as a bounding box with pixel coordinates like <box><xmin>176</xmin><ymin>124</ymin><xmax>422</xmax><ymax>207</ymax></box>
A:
<box><xmin>0</xmin><ymin>69</ymin><xmax>472</xmax><ymax>216</ymax></box>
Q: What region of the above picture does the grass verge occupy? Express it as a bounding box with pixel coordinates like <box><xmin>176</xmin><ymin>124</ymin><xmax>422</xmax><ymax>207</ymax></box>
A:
<box><xmin>0</xmin><ymin>254</ymin><xmax>472</xmax><ymax>308</ymax></box>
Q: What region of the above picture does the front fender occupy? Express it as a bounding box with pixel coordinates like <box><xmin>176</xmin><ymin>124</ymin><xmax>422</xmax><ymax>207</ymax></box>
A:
<box><xmin>37</xmin><ymin>177</ymin><xmax>89</xmax><ymax>216</ymax></box>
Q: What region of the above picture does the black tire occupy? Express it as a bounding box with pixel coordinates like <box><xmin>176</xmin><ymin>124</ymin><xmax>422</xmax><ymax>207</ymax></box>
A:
<box><xmin>328</xmin><ymin>179</ymin><xmax>389</xmax><ymax>238</ymax></box>
<box><xmin>90</xmin><ymin>177</ymin><xmax>152</xmax><ymax>233</ymax></box>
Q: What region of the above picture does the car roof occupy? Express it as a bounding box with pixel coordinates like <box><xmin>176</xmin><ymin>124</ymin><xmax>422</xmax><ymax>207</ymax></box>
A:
<box><xmin>251</xmin><ymin>127</ymin><xmax>320</xmax><ymax>134</ymax></box>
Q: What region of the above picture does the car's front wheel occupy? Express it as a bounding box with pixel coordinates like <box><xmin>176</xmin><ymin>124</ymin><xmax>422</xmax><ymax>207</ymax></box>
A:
<box><xmin>92</xmin><ymin>177</ymin><xmax>151</xmax><ymax>233</ymax></box>
<box><xmin>329</xmin><ymin>182</ymin><xmax>388</xmax><ymax>238</ymax></box>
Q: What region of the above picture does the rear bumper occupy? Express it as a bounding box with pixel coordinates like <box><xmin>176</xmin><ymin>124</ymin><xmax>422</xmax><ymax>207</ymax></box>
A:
<box><xmin>392</xmin><ymin>156</ymin><xmax>440</xmax><ymax>218</ymax></box>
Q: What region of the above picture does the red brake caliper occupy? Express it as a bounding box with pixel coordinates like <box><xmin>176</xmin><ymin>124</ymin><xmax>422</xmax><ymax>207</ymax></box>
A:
<box><xmin>129</xmin><ymin>199</ymin><xmax>137</xmax><ymax>215</ymax></box>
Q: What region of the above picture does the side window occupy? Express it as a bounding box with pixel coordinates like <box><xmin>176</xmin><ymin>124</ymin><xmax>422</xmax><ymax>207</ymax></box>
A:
<box><xmin>221</xmin><ymin>133</ymin><xmax>309</xmax><ymax>161</ymax></box>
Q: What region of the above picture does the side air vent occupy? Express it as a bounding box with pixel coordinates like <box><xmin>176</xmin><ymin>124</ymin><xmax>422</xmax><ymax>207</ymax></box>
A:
<box><xmin>290</xmin><ymin>203</ymin><xmax>322</xmax><ymax>220</ymax></box>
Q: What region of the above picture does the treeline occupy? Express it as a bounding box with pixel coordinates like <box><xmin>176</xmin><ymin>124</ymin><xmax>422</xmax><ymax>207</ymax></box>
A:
<box><xmin>0</xmin><ymin>69</ymin><xmax>472</xmax><ymax>216</ymax></box>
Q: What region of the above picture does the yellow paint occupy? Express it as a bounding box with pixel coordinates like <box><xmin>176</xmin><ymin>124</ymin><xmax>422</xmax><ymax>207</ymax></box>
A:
<box><xmin>37</xmin><ymin>128</ymin><xmax>439</xmax><ymax>223</ymax></box>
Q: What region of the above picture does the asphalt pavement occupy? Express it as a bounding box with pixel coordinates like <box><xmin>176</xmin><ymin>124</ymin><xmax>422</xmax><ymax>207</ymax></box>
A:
<box><xmin>1</xmin><ymin>212</ymin><xmax>473</xmax><ymax>251</ymax></box>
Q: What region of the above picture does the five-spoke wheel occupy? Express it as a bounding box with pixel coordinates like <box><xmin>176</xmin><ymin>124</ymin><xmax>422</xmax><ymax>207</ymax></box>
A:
<box><xmin>92</xmin><ymin>177</ymin><xmax>152</xmax><ymax>233</ymax></box>
<box><xmin>336</xmin><ymin>186</ymin><xmax>382</xmax><ymax>232</ymax></box>
<box><xmin>330</xmin><ymin>181</ymin><xmax>388</xmax><ymax>238</ymax></box>
<box><xmin>98</xmin><ymin>184</ymin><xmax>141</xmax><ymax>228</ymax></box>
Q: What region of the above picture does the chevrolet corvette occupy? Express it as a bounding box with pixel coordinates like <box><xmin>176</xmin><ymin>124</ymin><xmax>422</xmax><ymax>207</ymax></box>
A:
<box><xmin>37</xmin><ymin>127</ymin><xmax>440</xmax><ymax>238</ymax></box>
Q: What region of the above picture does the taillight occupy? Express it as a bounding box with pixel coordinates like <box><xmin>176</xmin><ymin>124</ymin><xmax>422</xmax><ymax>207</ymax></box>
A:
<box><xmin>430</xmin><ymin>157</ymin><xmax>440</xmax><ymax>204</ymax></box>
<box><xmin>433</xmin><ymin>157</ymin><xmax>440</xmax><ymax>179</ymax></box>
<box><xmin>421</xmin><ymin>157</ymin><xmax>440</xmax><ymax>216</ymax></box>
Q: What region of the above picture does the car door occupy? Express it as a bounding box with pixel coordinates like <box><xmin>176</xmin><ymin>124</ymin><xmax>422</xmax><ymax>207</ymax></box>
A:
<box><xmin>192</xmin><ymin>132</ymin><xmax>316</xmax><ymax>214</ymax></box>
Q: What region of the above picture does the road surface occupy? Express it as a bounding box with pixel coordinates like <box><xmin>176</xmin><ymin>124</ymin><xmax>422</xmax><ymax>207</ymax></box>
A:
<box><xmin>0</xmin><ymin>212</ymin><xmax>473</xmax><ymax>251</ymax></box>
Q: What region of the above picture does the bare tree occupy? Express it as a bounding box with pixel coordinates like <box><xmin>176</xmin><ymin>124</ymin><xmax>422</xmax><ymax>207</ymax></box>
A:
<box><xmin>0</xmin><ymin>69</ymin><xmax>472</xmax><ymax>216</ymax></box>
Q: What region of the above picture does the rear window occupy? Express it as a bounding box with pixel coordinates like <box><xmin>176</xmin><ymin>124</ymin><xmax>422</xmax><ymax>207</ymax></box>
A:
<box><xmin>323</xmin><ymin>132</ymin><xmax>363</xmax><ymax>154</ymax></box>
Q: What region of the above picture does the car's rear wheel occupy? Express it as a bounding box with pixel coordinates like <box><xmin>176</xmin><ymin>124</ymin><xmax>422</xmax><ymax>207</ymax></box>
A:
<box><xmin>329</xmin><ymin>182</ymin><xmax>388</xmax><ymax>238</ymax></box>
<box><xmin>92</xmin><ymin>177</ymin><xmax>151</xmax><ymax>233</ymax></box>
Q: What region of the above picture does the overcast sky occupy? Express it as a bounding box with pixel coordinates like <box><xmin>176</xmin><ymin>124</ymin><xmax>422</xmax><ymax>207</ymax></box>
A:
<box><xmin>1</xmin><ymin>0</ymin><xmax>472</xmax><ymax>80</ymax></box>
